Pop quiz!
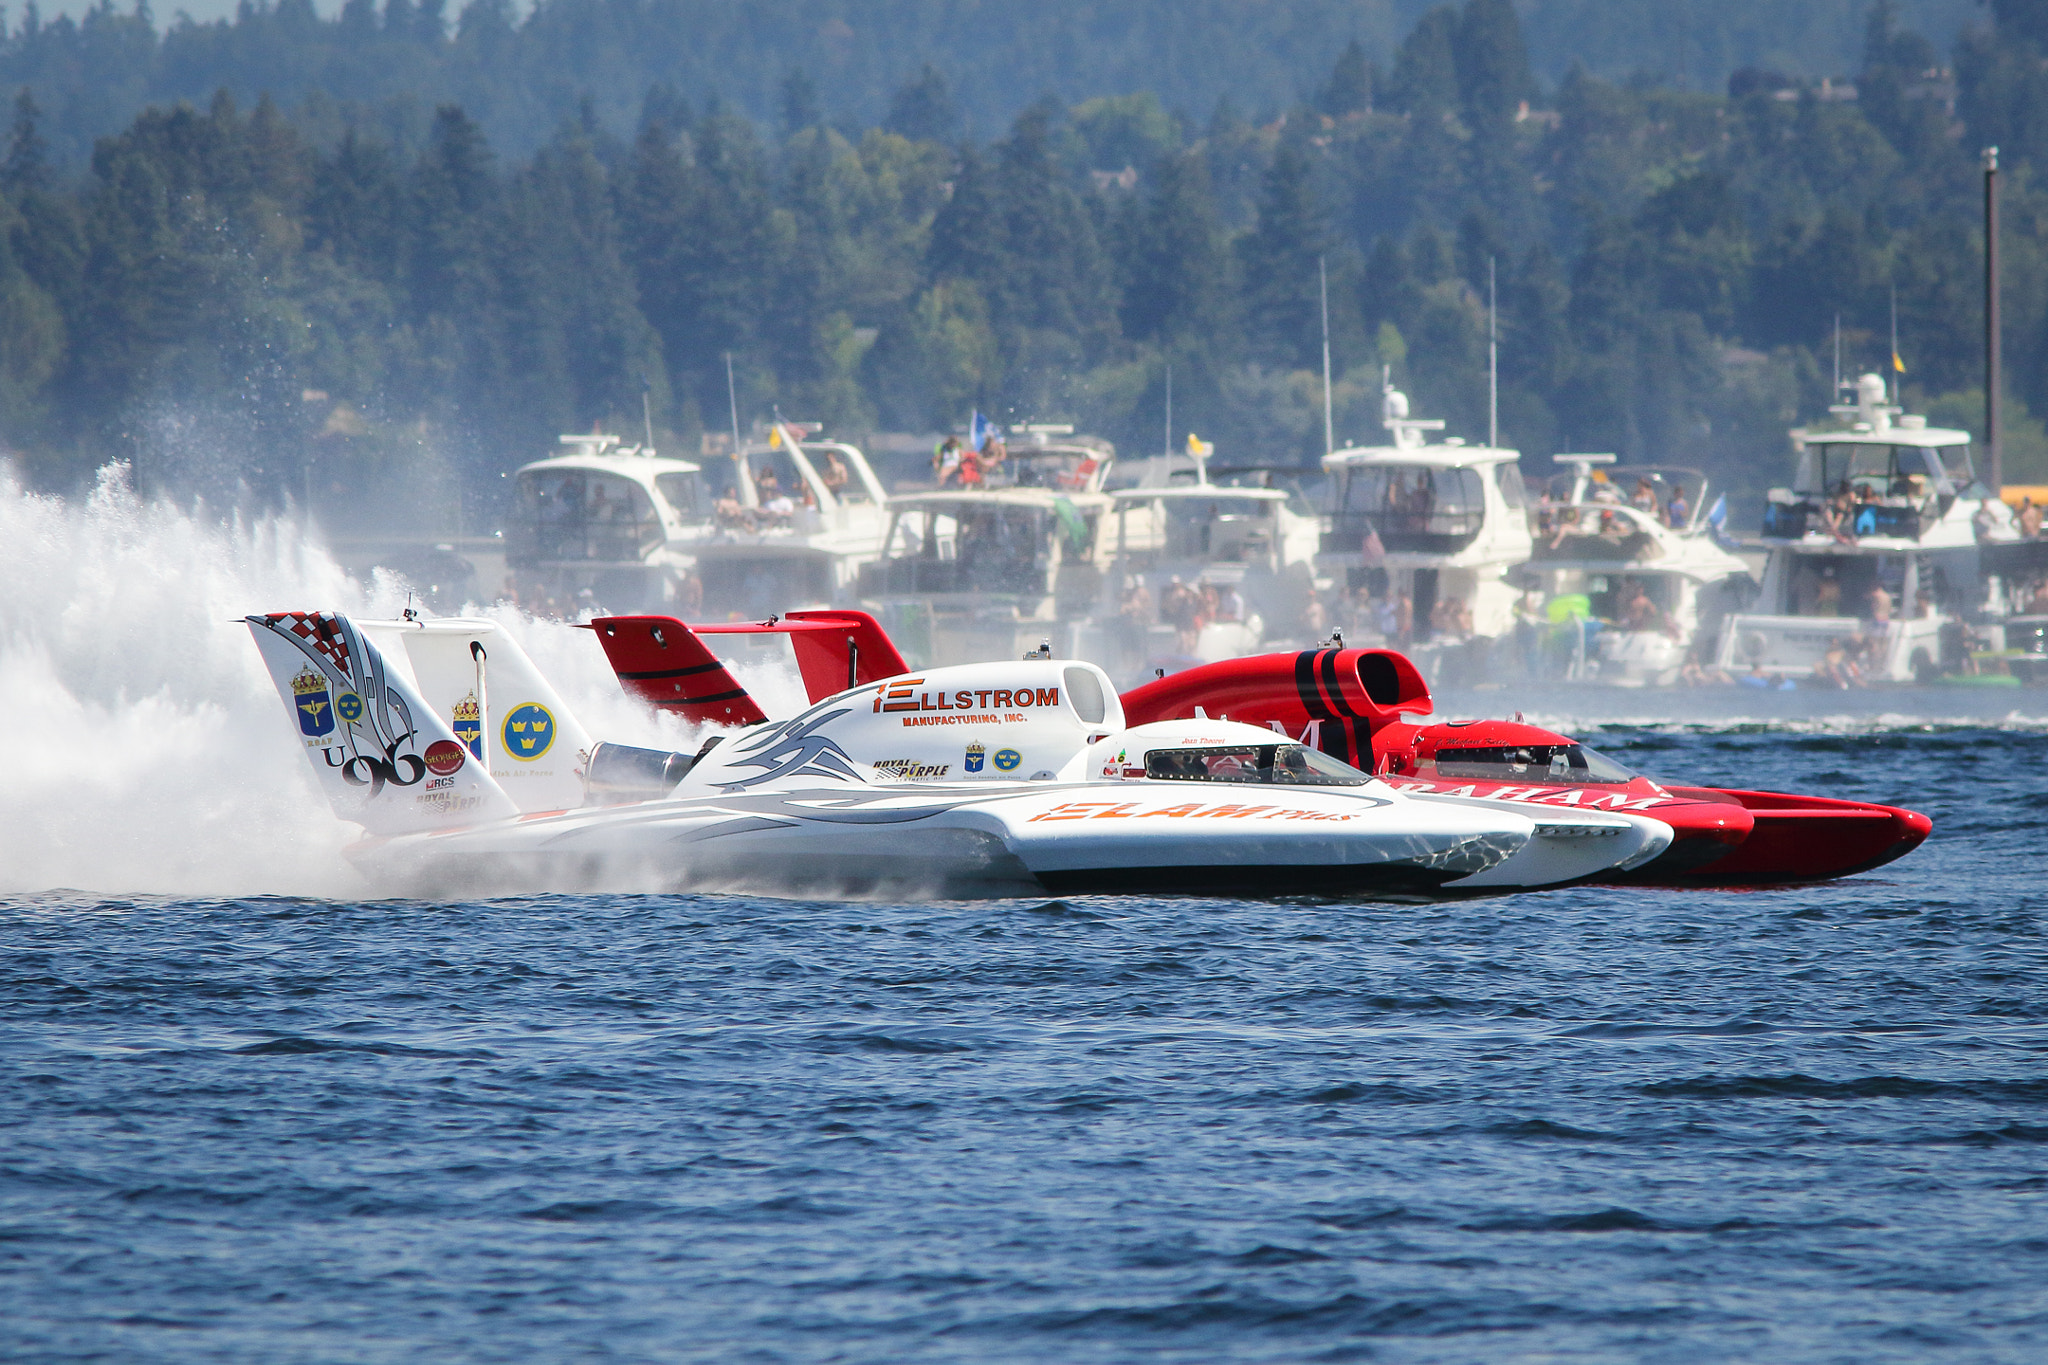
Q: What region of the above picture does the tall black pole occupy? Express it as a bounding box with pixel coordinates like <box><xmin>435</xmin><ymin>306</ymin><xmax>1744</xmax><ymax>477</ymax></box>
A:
<box><xmin>1986</xmin><ymin>146</ymin><xmax>2002</xmax><ymax>491</ymax></box>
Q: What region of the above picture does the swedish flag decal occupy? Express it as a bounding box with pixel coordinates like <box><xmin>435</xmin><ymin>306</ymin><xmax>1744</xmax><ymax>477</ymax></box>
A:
<box><xmin>502</xmin><ymin>702</ymin><xmax>555</xmax><ymax>762</ymax></box>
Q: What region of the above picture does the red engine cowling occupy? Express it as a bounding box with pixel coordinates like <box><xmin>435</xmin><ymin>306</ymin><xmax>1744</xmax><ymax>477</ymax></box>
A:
<box><xmin>1119</xmin><ymin>648</ymin><xmax>1432</xmax><ymax>769</ymax></box>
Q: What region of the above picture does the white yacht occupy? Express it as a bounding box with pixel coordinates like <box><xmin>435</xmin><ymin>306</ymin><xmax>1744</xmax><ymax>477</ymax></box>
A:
<box><xmin>506</xmin><ymin>434</ymin><xmax>712</xmax><ymax>611</ymax></box>
<box><xmin>1319</xmin><ymin>383</ymin><xmax>1534</xmax><ymax>674</ymax></box>
<box><xmin>1105</xmin><ymin>445</ymin><xmax>1323</xmax><ymax>662</ymax></box>
<box><xmin>689</xmin><ymin>425</ymin><xmax>892</xmax><ymax>618</ymax></box>
<box><xmin>1526</xmin><ymin>455</ymin><xmax>1754</xmax><ymax>685</ymax></box>
<box><xmin>1715</xmin><ymin>373</ymin><xmax>2019</xmax><ymax>682</ymax></box>
<box><xmin>859</xmin><ymin>435</ymin><xmax>1122</xmax><ymax>665</ymax></box>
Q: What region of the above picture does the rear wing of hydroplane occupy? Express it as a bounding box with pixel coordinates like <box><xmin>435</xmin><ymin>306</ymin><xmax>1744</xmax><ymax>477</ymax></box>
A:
<box><xmin>247</xmin><ymin>611</ymin><xmax>596</xmax><ymax>832</ymax></box>
<box><xmin>584</xmin><ymin>609</ymin><xmax>910</xmax><ymax>723</ymax></box>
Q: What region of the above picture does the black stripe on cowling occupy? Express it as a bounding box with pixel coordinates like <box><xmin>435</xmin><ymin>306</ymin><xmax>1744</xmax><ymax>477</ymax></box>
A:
<box><xmin>652</xmin><ymin>688</ymin><xmax>753</xmax><ymax>707</ymax></box>
<box><xmin>1294</xmin><ymin>650</ymin><xmax>1348</xmax><ymax>764</ymax></box>
<box><xmin>618</xmin><ymin>661</ymin><xmax>725</xmax><ymax>681</ymax></box>
<box><xmin>1319</xmin><ymin>648</ymin><xmax>1362</xmax><ymax>719</ymax></box>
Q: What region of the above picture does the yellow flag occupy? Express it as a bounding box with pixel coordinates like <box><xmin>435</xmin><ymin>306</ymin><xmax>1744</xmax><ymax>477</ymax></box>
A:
<box><xmin>769</xmin><ymin>426</ymin><xmax>782</xmax><ymax>448</ymax></box>
<box><xmin>1893</xmin><ymin>349</ymin><xmax>1906</xmax><ymax>374</ymax></box>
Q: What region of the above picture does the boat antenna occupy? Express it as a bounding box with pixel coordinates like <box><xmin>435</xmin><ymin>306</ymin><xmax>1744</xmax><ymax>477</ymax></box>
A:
<box><xmin>1832</xmin><ymin>312</ymin><xmax>1842</xmax><ymax>398</ymax></box>
<box><xmin>1889</xmin><ymin>285</ymin><xmax>1901</xmax><ymax>408</ymax></box>
<box><xmin>1487</xmin><ymin>255</ymin><xmax>1498</xmax><ymax>449</ymax></box>
<box><xmin>1163</xmin><ymin>361</ymin><xmax>1172</xmax><ymax>460</ymax></box>
<box><xmin>725</xmin><ymin>350</ymin><xmax>743</xmax><ymax>461</ymax></box>
<box><xmin>1986</xmin><ymin>145</ymin><xmax>2003</xmax><ymax>491</ymax></box>
<box><xmin>640</xmin><ymin>372</ymin><xmax>656</xmax><ymax>453</ymax></box>
<box><xmin>1319</xmin><ymin>255</ymin><xmax>1334</xmax><ymax>459</ymax></box>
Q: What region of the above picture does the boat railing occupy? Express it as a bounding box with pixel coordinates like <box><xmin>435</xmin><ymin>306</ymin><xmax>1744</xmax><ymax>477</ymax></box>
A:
<box><xmin>1761</xmin><ymin>493</ymin><xmax>1929</xmax><ymax>542</ymax></box>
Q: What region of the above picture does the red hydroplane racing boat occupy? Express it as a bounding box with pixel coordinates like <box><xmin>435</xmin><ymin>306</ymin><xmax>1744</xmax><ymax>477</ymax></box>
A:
<box><xmin>1117</xmin><ymin>646</ymin><xmax>1930</xmax><ymax>886</ymax></box>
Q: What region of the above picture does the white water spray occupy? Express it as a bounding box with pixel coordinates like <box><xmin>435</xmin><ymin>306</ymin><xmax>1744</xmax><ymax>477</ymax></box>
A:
<box><xmin>0</xmin><ymin>463</ymin><xmax>799</xmax><ymax>898</ymax></box>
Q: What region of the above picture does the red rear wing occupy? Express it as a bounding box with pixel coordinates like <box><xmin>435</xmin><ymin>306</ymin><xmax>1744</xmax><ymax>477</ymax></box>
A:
<box><xmin>1120</xmin><ymin>648</ymin><xmax>1432</xmax><ymax>770</ymax></box>
<box><xmin>585</xmin><ymin>610</ymin><xmax>911</xmax><ymax>724</ymax></box>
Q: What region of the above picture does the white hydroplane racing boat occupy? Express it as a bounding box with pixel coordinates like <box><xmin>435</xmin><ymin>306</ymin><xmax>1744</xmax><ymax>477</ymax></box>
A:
<box><xmin>247</xmin><ymin>610</ymin><xmax>1668</xmax><ymax>898</ymax></box>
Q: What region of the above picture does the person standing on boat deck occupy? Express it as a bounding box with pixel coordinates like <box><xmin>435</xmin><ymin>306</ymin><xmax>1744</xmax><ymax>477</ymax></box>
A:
<box><xmin>821</xmin><ymin>450</ymin><xmax>850</xmax><ymax>494</ymax></box>
<box><xmin>1216</xmin><ymin>583</ymin><xmax>1245</xmax><ymax>623</ymax></box>
<box><xmin>1973</xmin><ymin>500</ymin><xmax>2000</xmax><ymax>543</ymax></box>
<box><xmin>2017</xmin><ymin>496</ymin><xmax>2041</xmax><ymax>539</ymax></box>
<box><xmin>1666</xmin><ymin>485</ymin><xmax>1690</xmax><ymax>529</ymax></box>
<box><xmin>1815</xmin><ymin>569</ymin><xmax>1842</xmax><ymax>616</ymax></box>
<box><xmin>934</xmin><ymin>436</ymin><xmax>962</xmax><ymax>486</ymax></box>
<box><xmin>1631</xmin><ymin>478</ymin><xmax>1659</xmax><ymax>513</ymax></box>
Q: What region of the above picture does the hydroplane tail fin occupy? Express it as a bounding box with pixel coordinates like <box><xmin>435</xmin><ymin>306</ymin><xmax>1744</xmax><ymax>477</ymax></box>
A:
<box><xmin>585</xmin><ymin>616</ymin><xmax>773</xmax><ymax>726</ymax></box>
<box><xmin>247</xmin><ymin>611</ymin><xmax>519</xmax><ymax>834</ymax></box>
<box><xmin>586</xmin><ymin>608</ymin><xmax>910</xmax><ymax>722</ymax></box>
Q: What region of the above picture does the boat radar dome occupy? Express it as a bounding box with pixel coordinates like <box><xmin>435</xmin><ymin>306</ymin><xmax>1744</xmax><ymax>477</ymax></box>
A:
<box><xmin>1829</xmin><ymin>372</ymin><xmax>1900</xmax><ymax>433</ymax></box>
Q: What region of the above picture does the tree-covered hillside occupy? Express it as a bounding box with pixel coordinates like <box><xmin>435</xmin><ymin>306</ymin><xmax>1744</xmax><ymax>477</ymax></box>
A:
<box><xmin>0</xmin><ymin>0</ymin><xmax>2042</xmax><ymax>530</ymax></box>
<box><xmin>1</xmin><ymin>0</ymin><xmax>1977</xmax><ymax>165</ymax></box>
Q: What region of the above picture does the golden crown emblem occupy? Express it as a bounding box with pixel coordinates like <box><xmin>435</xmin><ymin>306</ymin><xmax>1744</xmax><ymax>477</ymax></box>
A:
<box><xmin>965</xmin><ymin>742</ymin><xmax>985</xmax><ymax>756</ymax></box>
<box><xmin>291</xmin><ymin>666</ymin><xmax>327</xmax><ymax>695</ymax></box>
<box><xmin>452</xmin><ymin>693</ymin><xmax>480</xmax><ymax>723</ymax></box>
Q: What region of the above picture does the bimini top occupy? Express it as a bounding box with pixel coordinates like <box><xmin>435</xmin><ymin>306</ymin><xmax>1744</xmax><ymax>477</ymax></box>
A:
<box><xmin>517</xmin><ymin>433</ymin><xmax>702</xmax><ymax>480</ymax></box>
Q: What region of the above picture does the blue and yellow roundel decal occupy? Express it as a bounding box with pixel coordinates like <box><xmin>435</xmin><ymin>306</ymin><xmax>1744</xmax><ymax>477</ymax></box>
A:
<box><xmin>502</xmin><ymin>702</ymin><xmax>555</xmax><ymax>761</ymax></box>
<box><xmin>335</xmin><ymin>691</ymin><xmax>364</xmax><ymax>724</ymax></box>
<box><xmin>993</xmin><ymin>748</ymin><xmax>1022</xmax><ymax>771</ymax></box>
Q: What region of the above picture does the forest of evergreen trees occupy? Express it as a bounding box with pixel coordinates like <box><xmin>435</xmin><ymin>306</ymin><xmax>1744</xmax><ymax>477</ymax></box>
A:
<box><xmin>1</xmin><ymin>0</ymin><xmax>2045</xmax><ymax>527</ymax></box>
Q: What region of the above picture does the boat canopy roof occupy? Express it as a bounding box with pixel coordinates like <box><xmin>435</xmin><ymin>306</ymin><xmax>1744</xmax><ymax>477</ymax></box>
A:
<box><xmin>517</xmin><ymin>433</ymin><xmax>701</xmax><ymax>479</ymax></box>
<box><xmin>1322</xmin><ymin>441</ymin><xmax>1521</xmax><ymax>471</ymax></box>
<box><xmin>1110</xmin><ymin>484</ymin><xmax>1290</xmax><ymax>505</ymax></box>
<box><xmin>1797</xmin><ymin>422</ymin><xmax>1971</xmax><ymax>449</ymax></box>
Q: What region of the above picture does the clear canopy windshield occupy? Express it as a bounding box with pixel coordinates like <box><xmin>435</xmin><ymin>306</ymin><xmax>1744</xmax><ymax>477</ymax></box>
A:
<box><xmin>1430</xmin><ymin>743</ymin><xmax>1638</xmax><ymax>785</ymax></box>
<box><xmin>1144</xmin><ymin>744</ymin><xmax>1371</xmax><ymax>786</ymax></box>
<box><xmin>511</xmin><ymin>469</ymin><xmax>664</xmax><ymax>562</ymax></box>
<box><xmin>1800</xmin><ymin>442</ymin><xmax>1971</xmax><ymax>498</ymax></box>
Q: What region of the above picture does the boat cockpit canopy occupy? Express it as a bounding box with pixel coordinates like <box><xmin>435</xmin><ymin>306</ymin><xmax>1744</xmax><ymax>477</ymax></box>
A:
<box><xmin>510</xmin><ymin>468</ymin><xmax>667</xmax><ymax>564</ymax></box>
<box><xmin>1332</xmin><ymin>464</ymin><xmax>1492</xmax><ymax>552</ymax></box>
<box><xmin>1795</xmin><ymin>440</ymin><xmax>1975</xmax><ymax>500</ymax></box>
<box><xmin>1429</xmin><ymin>743</ymin><xmax>1639</xmax><ymax>785</ymax></box>
<box><xmin>863</xmin><ymin>502</ymin><xmax>1087</xmax><ymax>596</ymax></box>
<box><xmin>1143</xmin><ymin>744</ymin><xmax>1372</xmax><ymax>786</ymax></box>
<box><xmin>977</xmin><ymin>444</ymin><xmax>1108</xmax><ymax>492</ymax></box>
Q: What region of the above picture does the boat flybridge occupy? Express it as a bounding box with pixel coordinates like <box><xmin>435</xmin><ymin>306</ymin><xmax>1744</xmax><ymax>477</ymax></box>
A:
<box><xmin>1319</xmin><ymin>382</ymin><xmax>1534</xmax><ymax>678</ymax></box>
<box><xmin>1527</xmin><ymin>455</ymin><xmax>1754</xmax><ymax>685</ymax></box>
<box><xmin>859</xmin><ymin>430</ymin><xmax>1123</xmax><ymax>665</ymax></box>
<box><xmin>1715</xmin><ymin>373</ymin><xmax>2019</xmax><ymax>682</ymax></box>
<box><xmin>1103</xmin><ymin>442</ymin><xmax>1324</xmax><ymax>663</ymax></box>
<box><xmin>689</xmin><ymin>423</ymin><xmax>891</xmax><ymax>618</ymax></box>
<box><xmin>506</xmin><ymin>434</ymin><xmax>712</xmax><ymax>611</ymax></box>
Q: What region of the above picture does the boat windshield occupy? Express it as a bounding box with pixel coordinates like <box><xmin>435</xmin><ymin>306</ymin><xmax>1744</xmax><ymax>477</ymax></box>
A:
<box><xmin>1800</xmin><ymin>442</ymin><xmax>1969</xmax><ymax>498</ymax></box>
<box><xmin>1430</xmin><ymin>743</ymin><xmax>1638</xmax><ymax>785</ymax></box>
<box><xmin>1339</xmin><ymin>465</ymin><xmax>1485</xmax><ymax>534</ymax></box>
<box><xmin>510</xmin><ymin>469</ymin><xmax>664</xmax><ymax>563</ymax></box>
<box><xmin>1144</xmin><ymin>744</ymin><xmax>1371</xmax><ymax>786</ymax></box>
<box><xmin>1162</xmin><ymin>496</ymin><xmax>1276</xmax><ymax>561</ymax></box>
<box><xmin>654</xmin><ymin>471</ymin><xmax>701</xmax><ymax>518</ymax></box>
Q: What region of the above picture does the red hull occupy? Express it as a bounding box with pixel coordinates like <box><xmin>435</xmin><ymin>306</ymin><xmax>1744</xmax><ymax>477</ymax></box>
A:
<box><xmin>1635</xmin><ymin>787</ymin><xmax>1932</xmax><ymax>884</ymax></box>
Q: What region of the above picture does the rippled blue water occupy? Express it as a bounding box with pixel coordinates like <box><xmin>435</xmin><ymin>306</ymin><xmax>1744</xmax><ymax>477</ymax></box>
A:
<box><xmin>4</xmin><ymin>722</ymin><xmax>2047</xmax><ymax>1363</ymax></box>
